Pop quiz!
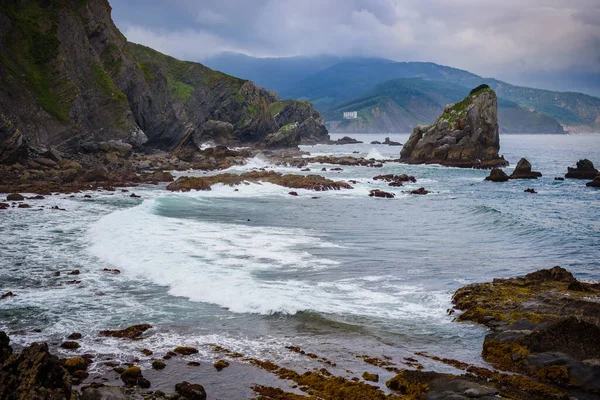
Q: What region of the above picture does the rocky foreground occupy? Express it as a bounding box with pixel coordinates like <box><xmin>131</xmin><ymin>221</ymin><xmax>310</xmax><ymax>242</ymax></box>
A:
<box><xmin>1</xmin><ymin>266</ymin><xmax>598</xmax><ymax>400</ymax></box>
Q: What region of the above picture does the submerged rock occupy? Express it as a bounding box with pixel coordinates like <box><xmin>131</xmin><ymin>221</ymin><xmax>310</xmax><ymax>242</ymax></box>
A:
<box><xmin>509</xmin><ymin>158</ymin><xmax>542</xmax><ymax>179</ymax></box>
<box><xmin>565</xmin><ymin>159</ymin><xmax>598</xmax><ymax>179</ymax></box>
<box><xmin>485</xmin><ymin>168</ymin><xmax>509</xmax><ymax>182</ymax></box>
<box><xmin>401</xmin><ymin>85</ymin><xmax>508</xmax><ymax>168</ymax></box>
<box><xmin>213</xmin><ymin>359</ymin><xmax>230</xmax><ymax>371</ymax></box>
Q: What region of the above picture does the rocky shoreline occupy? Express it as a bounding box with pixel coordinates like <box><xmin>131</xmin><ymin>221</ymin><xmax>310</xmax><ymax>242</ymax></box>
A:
<box><xmin>1</xmin><ymin>266</ymin><xmax>598</xmax><ymax>400</ymax></box>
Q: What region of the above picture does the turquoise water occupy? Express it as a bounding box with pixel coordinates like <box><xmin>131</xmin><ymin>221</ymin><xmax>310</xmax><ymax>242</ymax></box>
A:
<box><xmin>1</xmin><ymin>133</ymin><xmax>599</xmax><ymax>375</ymax></box>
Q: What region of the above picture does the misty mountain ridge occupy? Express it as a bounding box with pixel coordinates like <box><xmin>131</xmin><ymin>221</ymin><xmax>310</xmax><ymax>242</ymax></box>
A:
<box><xmin>204</xmin><ymin>53</ymin><xmax>600</xmax><ymax>133</ymax></box>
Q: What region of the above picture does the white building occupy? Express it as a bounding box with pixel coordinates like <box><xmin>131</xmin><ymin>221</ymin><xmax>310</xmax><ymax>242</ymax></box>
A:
<box><xmin>343</xmin><ymin>111</ymin><xmax>358</xmax><ymax>119</ymax></box>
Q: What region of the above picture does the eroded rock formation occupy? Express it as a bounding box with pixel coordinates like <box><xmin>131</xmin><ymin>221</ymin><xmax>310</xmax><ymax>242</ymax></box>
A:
<box><xmin>401</xmin><ymin>85</ymin><xmax>508</xmax><ymax>168</ymax></box>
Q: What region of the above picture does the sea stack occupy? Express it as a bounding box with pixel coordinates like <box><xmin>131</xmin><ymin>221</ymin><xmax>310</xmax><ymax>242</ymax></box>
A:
<box><xmin>400</xmin><ymin>85</ymin><xmax>508</xmax><ymax>168</ymax></box>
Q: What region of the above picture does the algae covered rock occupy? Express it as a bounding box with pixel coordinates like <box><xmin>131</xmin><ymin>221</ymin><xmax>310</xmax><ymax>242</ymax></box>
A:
<box><xmin>99</xmin><ymin>323</ymin><xmax>152</xmax><ymax>339</ymax></box>
<box><xmin>401</xmin><ymin>85</ymin><xmax>507</xmax><ymax>168</ymax></box>
<box><xmin>175</xmin><ymin>381</ymin><xmax>207</xmax><ymax>400</ymax></box>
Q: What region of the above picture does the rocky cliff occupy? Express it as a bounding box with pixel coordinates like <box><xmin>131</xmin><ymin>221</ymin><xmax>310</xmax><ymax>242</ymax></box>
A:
<box><xmin>400</xmin><ymin>85</ymin><xmax>508</xmax><ymax>168</ymax></box>
<box><xmin>0</xmin><ymin>0</ymin><xmax>328</xmax><ymax>165</ymax></box>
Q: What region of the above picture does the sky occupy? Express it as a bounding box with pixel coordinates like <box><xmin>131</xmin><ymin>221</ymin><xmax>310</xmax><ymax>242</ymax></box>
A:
<box><xmin>109</xmin><ymin>0</ymin><xmax>600</xmax><ymax>94</ymax></box>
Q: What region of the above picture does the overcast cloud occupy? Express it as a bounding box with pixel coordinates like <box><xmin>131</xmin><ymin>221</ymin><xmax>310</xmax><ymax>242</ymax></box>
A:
<box><xmin>110</xmin><ymin>0</ymin><xmax>600</xmax><ymax>82</ymax></box>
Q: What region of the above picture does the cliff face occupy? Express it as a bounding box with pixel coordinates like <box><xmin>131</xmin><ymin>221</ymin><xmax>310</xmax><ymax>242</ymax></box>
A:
<box><xmin>0</xmin><ymin>0</ymin><xmax>328</xmax><ymax>165</ymax></box>
<box><xmin>400</xmin><ymin>85</ymin><xmax>508</xmax><ymax>168</ymax></box>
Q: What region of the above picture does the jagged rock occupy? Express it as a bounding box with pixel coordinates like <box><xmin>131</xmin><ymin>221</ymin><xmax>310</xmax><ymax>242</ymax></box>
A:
<box><xmin>0</xmin><ymin>114</ymin><xmax>28</xmax><ymax>166</ymax></box>
<box><xmin>587</xmin><ymin>174</ymin><xmax>600</xmax><ymax>187</ymax></box>
<box><xmin>269</xmin><ymin>100</ymin><xmax>329</xmax><ymax>145</ymax></box>
<box><xmin>510</xmin><ymin>158</ymin><xmax>542</xmax><ymax>179</ymax></box>
<box><xmin>175</xmin><ymin>381</ymin><xmax>207</xmax><ymax>400</ymax></box>
<box><xmin>331</xmin><ymin>136</ymin><xmax>363</xmax><ymax>145</ymax></box>
<box><xmin>401</xmin><ymin>85</ymin><xmax>508</xmax><ymax>168</ymax></box>
<box><xmin>0</xmin><ymin>339</ymin><xmax>72</xmax><ymax>400</ymax></box>
<box><xmin>565</xmin><ymin>159</ymin><xmax>598</xmax><ymax>179</ymax></box>
<box><xmin>262</xmin><ymin>123</ymin><xmax>301</xmax><ymax>149</ymax></box>
<box><xmin>485</xmin><ymin>168</ymin><xmax>509</xmax><ymax>182</ymax></box>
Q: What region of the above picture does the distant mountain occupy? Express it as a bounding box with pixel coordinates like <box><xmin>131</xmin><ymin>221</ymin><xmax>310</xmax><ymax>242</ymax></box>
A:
<box><xmin>203</xmin><ymin>53</ymin><xmax>341</xmax><ymax>94</ymax></box>
<box><xmin>324</xmin><ymin>79</ymin><xmax>564</xmax><ymax>134</ymax></box>
<box><xmin>206</xmin><ymin>54</ymin><xmax>600</xmax><ymax>133</ymax></box>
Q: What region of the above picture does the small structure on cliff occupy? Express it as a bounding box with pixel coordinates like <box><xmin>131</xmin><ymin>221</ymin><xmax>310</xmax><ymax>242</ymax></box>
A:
<box><xmin>400</xmin><ymin>85</ymin><xmax>508</xmax><ymax>168</ymax></box>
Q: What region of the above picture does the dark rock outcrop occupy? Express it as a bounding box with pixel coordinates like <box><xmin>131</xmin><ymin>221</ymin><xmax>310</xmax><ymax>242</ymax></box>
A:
<box><xmin>0</xmin><ymin>336</ymin><xmax>72</xmax><ymax>400</ymax></box>
<box><xmin>383</xmin><ymin>137</ymin><xmax>402</xmax><ymax>146</ymax></box>
<box><xmin>401</xmin><ymin>86</ymin><xmax>508</xmax><ymax>168</ymax></box>
<box><xmin>330</xmin><ymin>136</ymin><xmax>363</xmax><ymax>145</ymax></box>
<box><xmin>509</xmin><ymin>158</ymin><xmax>542</xmax><ymax>179</ymax></box>
<box><xmin>485</xmin><ymin>168</ymin><xmax>509</xmax><ymax>182</ymax></box>
<box><xmin>587</xmin><ymin>174</ymin><xmax>600</xmax><ymax>187</ymax></box>
<box><xmin>565</xmin><ymin>159</ymin><xmax>598</xmax><ymax>179</ymax></box>
<box><xmin>175</xmin><ymin>381</ymin><xmax>207</xmax><ymax>400</ymax></box>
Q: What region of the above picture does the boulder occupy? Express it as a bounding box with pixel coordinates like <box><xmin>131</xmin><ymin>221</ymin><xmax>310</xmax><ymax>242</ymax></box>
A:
<box><xmin>149</xmin><ymin>170</ymin><xmax>174</xmax><ymax>182</ymax></box>
<box><xmin>81</xmin><ymin>385</ymin><xmax>129</xmax><ymax>400</ymax></box>
<box><xmin>524</xmin><ymin>188</ymin><xmax>537</xmax><ymax>194</ymax></box>
<box><xmin>509</xmin><ymin>158</ymin><xmax>542</xmax><ymax>179</ymax></box>
<box><xmin>586</xmin><ymin>174</ymin><xmax>600</xmax><ymax>187</ymax></box>
<box><xmin>175</xmin><ymin>381</ymin><xmax>207</xmax><ymax>400</ymax></box>
<box><xmin>0</xmin><ymin>340</ymin><xmax>72</xmax><ymax>400</ymax></box>
<box><xmin>174</xmin><ymin>346</ymin><xmax>199</xmax><ymax>355</ymax></box>
<box><xmin>120</xmin><ymin>366</ymin><xmax>149</xmax><ymax>387</ymax></box>
<box><xmin>6</xmin><ymin>193</ymin><xmax>24</xmax><ymax>201</ymax></box>
<box><xmin>213</xmin><ymin>359</ymin><xmax>230</xmax><ymax>371</ymax></box>
<box><xmin>401</xmin><ymin>85</ymin><xmax>508</xmax><ymax>168</ymax></box>
<box><xmin>485</xmin><ymin>168</ymin><xmax>509</xmax><ymax>182</ymax></box>
<box><xmin>79</xmin><ymin>167</ymin><xmax>110</xmax><ymax>183</ymax></box>
<box><xmin>151</xmin><ymin>360</ymin><xmax>166</xmax><ymax>370</ymax></box>
<box><xmin>565</xmin><ymin>159</ymin><xmax>598</xmax><ymax>179</ymax></box>
<box><xmin>167</xmin><ymin>177</ymin><xmax>212</xmax><ymax>192</ymax></box>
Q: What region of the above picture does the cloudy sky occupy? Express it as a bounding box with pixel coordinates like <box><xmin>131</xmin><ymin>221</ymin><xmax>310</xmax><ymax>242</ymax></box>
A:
<box><xmin>110</xmin><ymin>0</ymin><xmax>600</xmax><ymax>91</ymax></box>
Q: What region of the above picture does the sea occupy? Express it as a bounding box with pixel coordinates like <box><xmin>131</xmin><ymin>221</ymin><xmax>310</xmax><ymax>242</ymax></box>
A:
<box><xmin>1</xmin><ymin>133</ymin><xmax>599</xmax><ymax>386</ymax></box>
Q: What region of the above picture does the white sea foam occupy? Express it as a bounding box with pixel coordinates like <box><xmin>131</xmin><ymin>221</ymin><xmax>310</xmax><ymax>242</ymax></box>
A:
<box><xmin>366</xmin><ymin>148</ymin><xmax>384</xmax><ymax>160</ymax></box>
<box><xmin>86</xmin><ymin>198</ymin><xmax>450</xmax><ymax>319</ymax></box>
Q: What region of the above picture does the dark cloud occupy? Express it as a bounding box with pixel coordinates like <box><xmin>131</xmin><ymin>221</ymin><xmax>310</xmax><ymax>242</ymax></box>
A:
<box><xmin>110</xmin><ymin>0</ymin><xmax>600</xmax><ymax>79</ymax></box>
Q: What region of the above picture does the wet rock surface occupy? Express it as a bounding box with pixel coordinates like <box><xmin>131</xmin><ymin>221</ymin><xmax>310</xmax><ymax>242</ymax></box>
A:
<box><xmin>452</xmin><ymin>266</ymin><xmax>600</xmax><ymax>396</ymax></box>
<box><xmin>485</xmin><ymin>168</ymin><xmax>509</xmax><ymax>182</ymax></box>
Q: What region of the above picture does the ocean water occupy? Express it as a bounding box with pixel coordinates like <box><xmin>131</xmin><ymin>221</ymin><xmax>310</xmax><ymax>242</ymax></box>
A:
<box><xmin>1</xmin><ymin>133</ymin><xmax>599</xmax><ymax>377</ymax></box>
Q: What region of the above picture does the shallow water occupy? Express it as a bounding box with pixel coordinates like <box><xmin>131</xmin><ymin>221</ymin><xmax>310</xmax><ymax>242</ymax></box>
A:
<box><xmin>1</xmin><ymin>133</ymin><xmax>599</xmax><ymax>377</ymax></box>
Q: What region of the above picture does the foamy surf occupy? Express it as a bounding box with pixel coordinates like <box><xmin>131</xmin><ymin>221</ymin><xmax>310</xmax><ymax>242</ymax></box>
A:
<box><xmin>86</xmin><ymin>197</ymin><xmax>451</xmax><ymax>320</ymax></box>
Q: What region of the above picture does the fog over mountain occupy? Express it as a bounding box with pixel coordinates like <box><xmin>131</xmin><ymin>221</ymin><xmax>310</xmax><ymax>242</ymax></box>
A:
<box><xmin>110</xmin><ymin>0</ymin><xmax>600</xmax><ymax>96</ymax></box>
